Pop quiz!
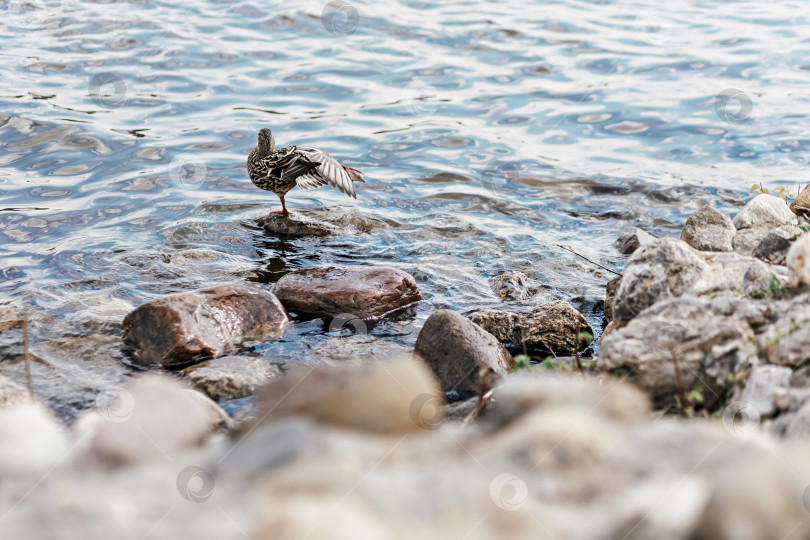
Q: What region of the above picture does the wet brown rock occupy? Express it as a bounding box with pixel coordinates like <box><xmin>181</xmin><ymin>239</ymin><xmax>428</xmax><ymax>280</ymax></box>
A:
<box><xmin>255</xmin><ymin>358</ymin><xmax>443</xmax><ymax>433</ymax></box>
<box><xmin>414</xmin><ymin>310</ymin><xmax>514</xmax><ymax>401</ymax></box>
<box><xmin>468</xmin><ymin>302</ymin><xmax>593</xmax><ymax>355</ymax></box>
<box><xmin>258</xmin><ymin>214</ymin><xmax>337</xmax><ymax>237</ymax></box>
<box><xmin>123</xmin><ymin>283</ymin><xmax>289</xmax><ymax>368</ymax></box>
<box><xmin>182</xmin><ymin>355</ymin><xmax>281</xmax><ymax>401</ymax></box>
<box><xmin>680</xmin><ymin>205</ymin><xmax>734</xmax><ymax>252</ymax></box>
<box><xmin>273</xmin><ymin>265</ymin><xmax>422</xmax><ymax>319</ymax></box>
<box><xmin>615</xmin><ymin>228</ymin><xmax>655</xmax><ymax>255</ymax></box>
<box><xmin>790</xmin><ymin>183</ymin><xmax>810</xmax><ymax>221</ymax></box>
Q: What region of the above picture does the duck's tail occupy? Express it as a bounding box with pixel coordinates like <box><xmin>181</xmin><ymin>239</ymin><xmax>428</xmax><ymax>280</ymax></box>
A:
<box><xmin>343</xmin><ymin>166</ymin><xmax>365</xmax><ymax>183</ymax></box>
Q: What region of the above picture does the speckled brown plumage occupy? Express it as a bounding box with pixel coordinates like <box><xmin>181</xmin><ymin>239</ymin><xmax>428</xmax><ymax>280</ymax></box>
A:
<box><xmin>247</xmin><ymin>128</ymin><xmax>365</xmax><ymax>214</ymax></box>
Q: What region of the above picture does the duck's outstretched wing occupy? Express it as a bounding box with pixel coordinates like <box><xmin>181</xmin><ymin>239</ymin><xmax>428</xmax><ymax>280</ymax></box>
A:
<box><xmin>294</xmin><ymin>146</ymin><xmax>363</xmax><ymax>198</ymax></box>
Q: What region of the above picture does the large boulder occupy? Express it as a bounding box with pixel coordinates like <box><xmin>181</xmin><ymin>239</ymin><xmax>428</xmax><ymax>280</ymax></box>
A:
<box><xmin>613</xmin><ymin>237</ymin><xmax>778</xmax><ymax>323</ymax></box>
<box><xmin>255</xmin><ymin>358</ymin><xmax>443</xmax><ymax>433</ymax></box>
<box><xmin>599</xmin><ymin>297</ymin><xmax>758</xmax><ymax>410</ymax></box>
<box><xmin>273</xmin><ymin>265</ymin><xmax>422</xmax><ymax>319</ymax></box>
<box><xmin>123</xmin><ymin>283</ymin><xmax>289</xmax><ymax>367</ymax></box>
<box><xmin>468</xmin><ymin>301</ymin><xmax>593</xmax><ymax>355</ymax></box>
<box><xmin>414</xmin><ymin>310</ymin><xmax>514</xmax><ymax>401</ymax></box>
<box><xmin>680</xmin><ymin>205</ymin><xmax>734</xmax><ymax>252</ymax></box>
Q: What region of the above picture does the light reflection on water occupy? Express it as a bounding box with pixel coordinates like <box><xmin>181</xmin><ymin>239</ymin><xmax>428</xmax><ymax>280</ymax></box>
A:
<box><xmin>1</xmin><ymin>0</ymin><xmax>809</xmax><ymax>419</ymax></box>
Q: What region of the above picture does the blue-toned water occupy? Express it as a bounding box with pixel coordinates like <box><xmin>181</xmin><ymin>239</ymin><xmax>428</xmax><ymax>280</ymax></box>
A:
<box><xmin>1</xmin><ymin>0</ymin><xmax>809</xmax><ymax>419</ymax></box>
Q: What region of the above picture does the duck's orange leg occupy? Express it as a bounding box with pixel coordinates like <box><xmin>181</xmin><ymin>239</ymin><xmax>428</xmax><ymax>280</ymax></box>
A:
<box><xmin>271</xmin><ymin>195</ymin><xmax>290</xmax><ymax>215</ymax></box>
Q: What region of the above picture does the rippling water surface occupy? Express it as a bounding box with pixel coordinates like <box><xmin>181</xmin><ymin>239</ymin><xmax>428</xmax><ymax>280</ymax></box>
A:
<box><xmin>2</xmin><ymin>0</ymin><xmax>810</xmax><ymax>419</ymax></box>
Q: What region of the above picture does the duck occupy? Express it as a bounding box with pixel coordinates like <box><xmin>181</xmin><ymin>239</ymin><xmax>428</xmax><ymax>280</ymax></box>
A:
<box><xmin>247</xmin><ymin>128</ymin><xmax>365</xmax><ymax>214</ymax></box>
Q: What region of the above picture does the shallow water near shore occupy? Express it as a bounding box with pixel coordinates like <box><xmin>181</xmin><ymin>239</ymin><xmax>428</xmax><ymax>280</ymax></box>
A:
<box><xmin>1</xmin><ymin>0</ymin><xmax>810</xmax><ymax>421</ymax></box>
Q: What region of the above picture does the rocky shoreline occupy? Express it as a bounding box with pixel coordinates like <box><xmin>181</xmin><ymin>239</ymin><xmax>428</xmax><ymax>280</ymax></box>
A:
<box><xmin>3</xmin><ymin>188</ymin><xmax>810</xmax><ymax>538</ymax></box>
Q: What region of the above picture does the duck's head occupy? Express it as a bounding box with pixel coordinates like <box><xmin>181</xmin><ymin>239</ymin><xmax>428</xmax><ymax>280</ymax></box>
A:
<box><xmin>258</xmin><ymin>128</ymin><xmax>275</xmax><ymax>154</ymax></box>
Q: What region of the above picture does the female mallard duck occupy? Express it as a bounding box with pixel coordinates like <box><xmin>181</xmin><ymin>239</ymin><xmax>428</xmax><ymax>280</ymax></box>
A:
<box><xmin>247</xmin><ymin>128</ymin><xmax>365</xmax><ymax>214</ymax></box>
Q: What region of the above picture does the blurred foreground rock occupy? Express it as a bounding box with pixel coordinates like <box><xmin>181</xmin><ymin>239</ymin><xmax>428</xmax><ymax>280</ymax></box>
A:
<box><xmin>273</xmin><ymin>265</ymin><xmax>422</xmax><ymax>318</ymax></box>
<box><xmin>123</xmin><ymin>283</ymin><xmax>289</xmax><ymax>367</ymax></box>
<box><xmin>4</xmin><ymin>373</ymin><xmax>810</xmax><ymax>539</ymax></box>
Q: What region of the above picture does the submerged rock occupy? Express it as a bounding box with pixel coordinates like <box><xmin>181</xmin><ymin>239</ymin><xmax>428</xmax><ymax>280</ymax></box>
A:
<box><xmin>123</xmin><ymin>283</ymin><xmax>289</xmax><ymax>367</ymax></box>
<box><xmin>752</xmin><ymin>225</ymin><xmax>803</xmax><ymax>264</ymax></box>
<box><xmin>273</xmin><ymin>265</ymin><xmax>422</xmax><ymax>319</ymax></box>
<box><xmin>469</xmin><ymin>301</ymin><xmax>593</xmax><ymax>355</ymax></box>
<box><xmin>489</xmin><ymin>270</ymin><xmax>536</xmax><ymax>301</ymax></box>
<box><xmin>182</xmin><ymin>355</ymin><xmax>281</xmax><ymax>401</ymax></box>
<box><xmin>414</xmin><ymin>310</ymin><xmax>514</xmax><ymax>401</ymax></box>
<box><xmin>614</xmin><ymin>228</ymin><xmax>655</xmax><ymax>255</ymax></box>
<box><xmin>680</xmin><ymin>205</ymin><xmax>734</xmax><ymax>252</ymax></box>
<box><xmin>787</xmin><ymin>233</ymin><xmax>810</xmax><ymax>288</ymax></box>
<box><xmin>255</xmin><ymin>358</ymin><xmax>443</xmax><ymax>433</ymax></box>
<box><xmin>258</xmin><ymin>214</ymin><xmax>337</xmax><ymax>237</ymax></box>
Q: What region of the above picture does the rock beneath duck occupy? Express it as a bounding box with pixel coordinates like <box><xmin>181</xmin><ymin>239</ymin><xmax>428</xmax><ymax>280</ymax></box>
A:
<box><xmin>752</xmin><ymin>225</ymin><xmax>803</xmax><ymax>264</ymax></box>
<box><xmin>735</xmin><ymin>364</ymin><xmax>791</xmax><ymax>417</ymax></box>
<box><xmin>258</xmin><ymin>214</ymin><xmax>337</xmax><ymax>237</ymax></box>
<box><xmin>489</xmin><ymin>270</ymin><xmax>535</xmax><ymax>301</ymax></box>
<box><xmin>600</xmin><ymin>297</ymin><xmax>758</xmax><ymax>411</ymax></box>
<box><xmin>123</xmin><ymin>283</ymin><xmax>289</xmax><ymax>368</ymax></box>
<box><xmin>680</xmin><ymin>205</ymin><xmax>734</xmax><ymax>252</ymax></box>
<box><xmin>273</xmin><ymin>265</ymin><xmax>422</xmax><ymax>319</ymax></box>
<box><xmin>604</xmin><ymin>276</ymin><xmax>621</xmax><ymax>321</ymax></box>
<box><xmin>81</xmin><ymin>374</ymin><xmax>221</xmax><ymax>466</ymax></box>
<box><xmin>255</xmin><ymin>358</ymin><xmax>443</xmax><ymax>433</ymax></box>
<box><xmin>787</xmin><ymin>233</ymin><xmax>810</xmax><ymax>288</ymax></box>
<box><xmin>732</xmin><ymin>193</ymin><xmax>797</xmax><ymax>230</ymax></box>
<box><xmin>182</xmin><ymin>355</ymin><xmax>281</xmax><ymax>401</ymax></box>
<box><xmin>614</xmin><ymin>228</ymin><xmax>656</xmax><ymax>255</ymax></box>
<box><xmin>0</xmin><ymin>375</ymin><xmax>32</xmax><ymax>409</ymax></box>
<box><xmin>613</xmin><ymin>237</ymin><xmax>777</xmax><ymax>323</ymax></box>
<box><xmin>414</xmin><ymin>310</ymin><xmax>514</xmax><ymax>401</ymax></box>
